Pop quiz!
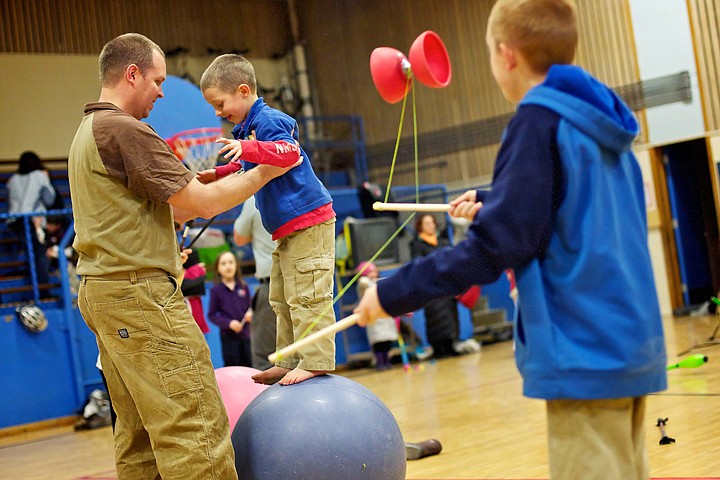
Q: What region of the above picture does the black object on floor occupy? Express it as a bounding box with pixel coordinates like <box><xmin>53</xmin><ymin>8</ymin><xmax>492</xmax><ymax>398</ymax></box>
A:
<box><xmin>406</xmin><ymin>439</ymin><xmax>443</xmax><ymax>460</ymax></box>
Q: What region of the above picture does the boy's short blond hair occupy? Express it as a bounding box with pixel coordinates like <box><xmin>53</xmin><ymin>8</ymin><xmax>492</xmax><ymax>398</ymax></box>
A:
<box><xmin>488</xmin><ymin>0</ymin><xmax>578</xmax><ymax>73</ymax></box>
<box><xmin>200</xmin><ymin>54</ymin><xmax>257</xmax><ymax>94</ymax></box>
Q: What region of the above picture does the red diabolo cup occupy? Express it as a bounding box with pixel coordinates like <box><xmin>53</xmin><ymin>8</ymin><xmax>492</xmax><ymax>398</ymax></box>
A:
<box><xmin>369</xmin><ymin>31</ymin><xmax>452</xmax><ymax>104</ymax></box>
<box><xmin>409</xmin><ymin>31</ymin><xmax>452</xmax><ymax>88</ymax></box>
<box><xmin>370</xmin><ymin>47</ymin><xmax>412</xmax><ymax>104</ymax></box>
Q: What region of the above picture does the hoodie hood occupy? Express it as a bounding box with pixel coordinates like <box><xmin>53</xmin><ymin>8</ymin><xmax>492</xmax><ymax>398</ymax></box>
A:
<box><xmin>520</xmin><ymin>65</ymin><xmax>638</xmax><ymax>153</ymax></box>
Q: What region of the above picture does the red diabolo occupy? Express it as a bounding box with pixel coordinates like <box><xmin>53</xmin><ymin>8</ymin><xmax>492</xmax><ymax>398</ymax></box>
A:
<box><xmin>409</xmin><ymin>31</ymin><xmax>452</xmax><ymax>89</ymax></box>
<box><xmin>370</xmin><ymin>30</ymin><xmax>452</xmax><ymax>104</ymax></box>
<box><xmin>369</xmin><ymin>47</ymin><xmax>412</xmax><ymax>104</ymax></box>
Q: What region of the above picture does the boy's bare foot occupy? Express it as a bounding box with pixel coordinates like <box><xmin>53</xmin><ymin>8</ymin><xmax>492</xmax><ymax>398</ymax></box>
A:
<box><xmin>252</xmin><ymin>366</ymin><xmax>291</xmax><ymax>385</ymax></box>
<box><xmin>279</xmin><ymin>367</ymin><xmax>327</xmax><ymax>385</ymax></box>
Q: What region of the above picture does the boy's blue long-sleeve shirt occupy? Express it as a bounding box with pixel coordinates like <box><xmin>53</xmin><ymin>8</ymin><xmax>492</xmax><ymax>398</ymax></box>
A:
<box><xmin>231</xmin><ymin>98</ymin><xmax>333</xmax><ymax>234</ymax></box>
<box><xmin>378</xmin><ymin>65</ymin><xmax>667</xmax><ymax>400</ymax></box>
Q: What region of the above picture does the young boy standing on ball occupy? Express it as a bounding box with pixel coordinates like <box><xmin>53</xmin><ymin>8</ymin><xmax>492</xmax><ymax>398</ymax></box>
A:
<box><xmin>355</xmin><ymin>1</ymin><xmax>667</xmax><ymax>479</ymax></box>
<box><xmin>199</xmin><ymin>54</ymin><xmax>337</xmax><ymax>386</ymax></box>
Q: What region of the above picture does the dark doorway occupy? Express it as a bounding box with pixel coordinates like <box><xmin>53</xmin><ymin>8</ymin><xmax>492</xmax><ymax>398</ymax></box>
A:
<box><xmin>662</xmin><ymin>139</ymin><xmax>720</xmax><ymax>306</ymax></box>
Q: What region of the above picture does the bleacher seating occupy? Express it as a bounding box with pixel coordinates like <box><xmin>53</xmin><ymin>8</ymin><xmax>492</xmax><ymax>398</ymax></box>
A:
<box><xmin>0</xmin><ymin>168</ymin><xmax>70</xmax><ymax>314</ymax></box>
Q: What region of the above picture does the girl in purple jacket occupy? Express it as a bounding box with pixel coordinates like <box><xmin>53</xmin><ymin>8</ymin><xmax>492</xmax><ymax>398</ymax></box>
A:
<box><xmin>208</xmin><ymin>251</ymin><xmax>253</xmax><ymax>367</ymax></box>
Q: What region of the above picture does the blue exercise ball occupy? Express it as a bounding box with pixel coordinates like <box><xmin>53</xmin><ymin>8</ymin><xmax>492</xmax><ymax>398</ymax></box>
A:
<box><xmin>232</xmin><ymin>374</ymin><xmax>406</xmax><ymax>480</ymax></box>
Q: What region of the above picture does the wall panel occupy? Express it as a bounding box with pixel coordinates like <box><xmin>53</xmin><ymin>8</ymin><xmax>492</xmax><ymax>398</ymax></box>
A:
<box><xmin>0</xmin><ymin>0</ymin><xmax>293</xmax><ymax>58</ymax></box>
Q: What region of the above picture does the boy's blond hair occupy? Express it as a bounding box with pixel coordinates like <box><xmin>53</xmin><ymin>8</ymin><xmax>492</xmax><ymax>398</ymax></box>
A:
<box><xmin>488</xmin><ymin>0</ymin><xmax>578</xmax><ymax>73</ymax></box>
<box><xmin>200</xmin><ymin>54</ymin><xmax>257</xmax><ymax>93</ymax></box>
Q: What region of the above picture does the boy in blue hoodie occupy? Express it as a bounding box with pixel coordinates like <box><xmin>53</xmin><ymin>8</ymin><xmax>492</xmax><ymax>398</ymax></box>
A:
<box><xmin>199</xmin><ymin>54</ymin><xmax>336</xmax><ymax>386</ymax></box>
<box><xmin>355</xmin><ymin>1</ymin><xmax>666</xmax><ymax>478</ymax></box>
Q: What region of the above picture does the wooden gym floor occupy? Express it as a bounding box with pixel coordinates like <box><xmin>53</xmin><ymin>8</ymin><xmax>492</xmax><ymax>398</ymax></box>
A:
<box><xmin>0</xmin><ymin>314</ymin><xmax>718</xmax><ymax>480</ymax></box>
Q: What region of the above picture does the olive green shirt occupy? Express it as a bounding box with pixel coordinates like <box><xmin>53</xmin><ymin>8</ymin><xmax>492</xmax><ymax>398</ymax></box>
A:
<box><xmin>69</xmin><ymin>102</ymin><xmax>194</xmax><ymax>277</ymax></box>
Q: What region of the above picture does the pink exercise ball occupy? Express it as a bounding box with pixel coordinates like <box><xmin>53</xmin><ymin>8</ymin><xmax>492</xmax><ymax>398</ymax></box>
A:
<box><xmin>215</xmin><ymin>366</ymin><xmax>270</xmax><ymax>429</ymax></box>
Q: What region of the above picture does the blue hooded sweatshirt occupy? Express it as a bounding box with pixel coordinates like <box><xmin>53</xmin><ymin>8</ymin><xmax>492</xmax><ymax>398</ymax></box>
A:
<box><xmin>377</xmin><ymin>65</ymin><xmax>667</xmax><ymax>400</ymax></box>
<box><xmin>232</xmin><ymin>98</ymin><xmax>333</xmax><ymax>234</ymax></box>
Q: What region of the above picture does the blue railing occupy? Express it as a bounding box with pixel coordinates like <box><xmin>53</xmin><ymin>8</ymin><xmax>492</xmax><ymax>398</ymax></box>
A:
<box><xmin>56</xmin><ymin>218</ymin><xmax>88</xmax><ymax>404</ymax></box>
<box><xmin>0</xmin><ymin>209</ymin><xmax>73</xmax><ymax>304</ymax></box>
<box><xmin>298</xmin><ymin>115</ymin><xmax>369</xmax><ymax>185</ymax></box>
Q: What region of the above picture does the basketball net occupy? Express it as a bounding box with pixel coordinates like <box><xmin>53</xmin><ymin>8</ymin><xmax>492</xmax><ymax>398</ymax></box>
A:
<box><xmin>167</xmin><ymin>127</ymin><xmax>223</xmax><ymax>175</ymax></box>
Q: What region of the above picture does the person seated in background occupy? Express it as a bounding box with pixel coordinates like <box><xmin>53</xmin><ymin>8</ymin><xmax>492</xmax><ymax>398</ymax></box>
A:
<box><xmin>6</xmin><ymin>151</ymin><xmax>57</xmax><ymax>287</ymax></box>
<box><xmin>6</xmin><ymin>151</ymin><xmax>57</xmax><ymax>220</ymax></box>
<box><xmin>41</xmin><ymin>214</ymin><xmax>83</xmax><ymax>296</ymax></box>
<box><xmin>44</xmin><ymin>215</ymin><xmax>76</xmax><ymax>269</ymax></box>
<box><xmin>410</xmin><ymin>213</ymin><xmax>461</xmax><ymax>359</ymax></box>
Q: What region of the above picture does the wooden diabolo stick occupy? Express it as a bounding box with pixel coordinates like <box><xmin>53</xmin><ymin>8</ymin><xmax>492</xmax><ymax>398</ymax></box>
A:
<box><xmin>268</xmin><ymin>314</ymin><xmax>360</xmax><ymax>364</ymax></box>
<box><xmin>373</xmin><ymin>202</ymin><xmax>451</xmax><ymax>212</ymax></box>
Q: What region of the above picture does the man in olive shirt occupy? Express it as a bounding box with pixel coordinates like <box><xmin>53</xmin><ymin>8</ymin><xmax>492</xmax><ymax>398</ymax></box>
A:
<box><xmin>69</xmin><ymin>33</ymin><xmax>299</xmax><ymax>480</ymax></box>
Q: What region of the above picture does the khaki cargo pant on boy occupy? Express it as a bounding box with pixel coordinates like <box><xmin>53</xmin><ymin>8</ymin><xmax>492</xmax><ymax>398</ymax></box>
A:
<box><xmin>269</xmin><ymin>219</ymin><xmax>337</xmax><ymax>371</ymax></box>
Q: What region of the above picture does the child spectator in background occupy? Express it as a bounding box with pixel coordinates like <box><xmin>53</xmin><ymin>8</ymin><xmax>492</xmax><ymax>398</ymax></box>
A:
<box><xmin>199</xmin><ymin>54</ymin><xmax>336</xmax><ymax>385</ymax></box>
<box><xmin>181</xmin><ymin>249</ymin><xmax>210</xmax><ymax>334</ymax></box>
<box><xmin>208</xmin><ymin>251</ymin><xmax>253</xmax><ymax>367</ymax></box>
<box><xmin>356</xmin><ymin>261</ymin><xmax>398</xmax><ymax>371</ymax></box>
<box><xmin>44</xmin><ymin>214</ymin><xmax>75</xmax><ymax>269</ymax></box>
<box><xmin>44</xmin><ymin>214</ymin><xmax>80</xmax><ymax>295</ymax></box>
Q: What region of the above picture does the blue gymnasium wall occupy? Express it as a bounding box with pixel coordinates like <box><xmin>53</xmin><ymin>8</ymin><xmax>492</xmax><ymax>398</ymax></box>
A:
<box><xmin>0</xmin><ymin>272</ymin><xmax>513</xmax><ymax>429</ymax></box>
<box><xmin>0</xmin><ymin>307</ymin><xmax>99</xmax><ymax>427</ymax></box>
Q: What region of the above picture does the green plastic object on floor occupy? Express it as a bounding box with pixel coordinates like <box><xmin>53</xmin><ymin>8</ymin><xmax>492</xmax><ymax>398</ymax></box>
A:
<box><xmin>666</xmin><ymin>353</ymin><xmax>708</xmax><ymax>370</ymax></box>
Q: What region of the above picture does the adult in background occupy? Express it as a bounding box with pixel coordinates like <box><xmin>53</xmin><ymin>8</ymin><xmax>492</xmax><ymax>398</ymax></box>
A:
<box><xmin>410</xmin><ymin>213</ymin><xmax>460</xmax><ymax>359</ymax></box>
<box><xmin>69</xmin><ymin>33</ymin><xmax>299</xmax><ymax>480</ymax></box>
<box><xmin>233</xmin><ymin>195</ymin><xmax>277</xmax><ymax>371</ymax></box>
<box><xmin>6</xmin><ymin>151</ymin><xmax>57</xmax><ymax>286</ymax></box>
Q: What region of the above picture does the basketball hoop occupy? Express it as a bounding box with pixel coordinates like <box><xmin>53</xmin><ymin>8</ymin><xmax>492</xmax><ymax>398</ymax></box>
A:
<box><xmin>167</xmin><ymin>127</ymin><xmax>224</xmax><ymax>175</ymax></box>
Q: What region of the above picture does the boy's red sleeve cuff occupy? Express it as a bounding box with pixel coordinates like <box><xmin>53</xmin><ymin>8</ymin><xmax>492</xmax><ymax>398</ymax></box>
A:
<box><xmin>215</xmin><ymin>161</ymin><xmax>243</xmax><ymax>178</ymax></box>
